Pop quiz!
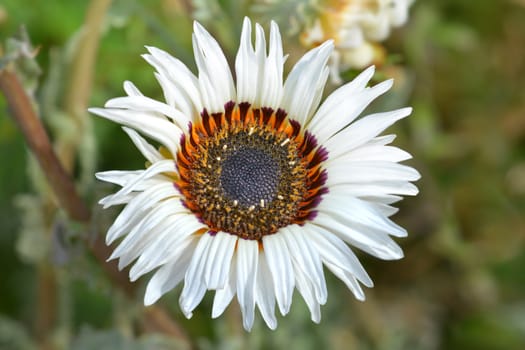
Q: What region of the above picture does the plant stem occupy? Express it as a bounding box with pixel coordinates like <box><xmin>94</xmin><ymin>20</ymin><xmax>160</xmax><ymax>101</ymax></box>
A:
<box><xmin>0</xmin><ymin>69</ymin><xmax>90</xmax><ymax>222</ymax></box>
<box><xmin>35</xmin><ymin>263</ymin><xmax>56</xmax><ymax>350</ymax></box>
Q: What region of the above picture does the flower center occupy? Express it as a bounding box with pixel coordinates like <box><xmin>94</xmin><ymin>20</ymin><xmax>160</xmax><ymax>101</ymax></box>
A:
<box><xmin>175</xmin><ymin>102</ymin><xmax>328</xmax><ymax>240</ymax></box>
<box><xmin>220</xmin><ymin>147</ymin><xmax>280</xmax><ymax>207</ymax></box>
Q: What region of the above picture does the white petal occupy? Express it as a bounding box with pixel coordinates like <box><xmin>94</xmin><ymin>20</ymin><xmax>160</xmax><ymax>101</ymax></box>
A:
<box><xmin>255</xmin><ymin>251</ymin><xmax>277</xmax><ymax>330</ymax></box>
<box><xmin>96</xmin><ymin>169</ymin><xmax>144</xmax><ymax>187</ymax></box>
<box><xmin>281</xmin><ymin>41</ymin><xmax>333</xmax><ymax>124</ymax></box>
<box><xmin>98</xmin><ymin>192</ymin><xmax>136</xmax><ymax>206</ymax></box>
<box><xmin>313</xmin><ymin>79</ymin><xmax>395</xmax><ymax>144</ymax></box>
<box><xmin>329</xmin><ymin>181</ymin><xmax>419</xmax><ymax>197</ymax></box>
<box><xmin>153</xmin><ymin>71</ymin><xmax>195</xmax><ymax>123</ymax></box>
<box><xmin>193</xmin><ymin>21</ymin><xmax>235</xmax><ymax>112</ymax></box>
<box><xmin>98</xmin><ymin>177</ymin><xmax>167</xmax><ymax>208</ymax></box>
<box><xmin>258</xmin><ymin>21</ymin><xmax>285</xmax><ymax>109</ymax></box>
<box><xmin>122</xmin><ymin>127</ymin><xmax>163</xmax><ymax>163</ymax></box>
<box><xmin>89</xmin><ymin>107</ymin><xmax>181</xmax><ymax>156</ymax></box>
<box><xmin>114</xmin><ymin>198</ymin><xmax>187</xmax><ymax>251</ymax></box>
<box><xmin>102</xmin><ymin>160</ymin><xmax>175</xmax><ymax>200</ymax></box>
<box><xmin>114</xmin><ymin>215</ymin><xmax>177</xmax><ymax>269</ymax></box>
<box><xmin>212</xmin><ymin>254</ymin><xmax>237</xmax><ymax>318</ymax></box>
<box><xmin>128</xmin><ymin>214</ymin><xmax>205</xmax><ymax>280</ymax></box>
<box><xmin>144</xmin><ymin>238</ymin><xmax>197</xmax><ymax>305</ymax></box>
<box><xmin>323</xmin><ymin>107</ymin><xmax>412</xmax><ymax>159</ymax></box>
<box><xmin>294</xmin><ymin>264</ymin><xmax>321</xmax><ymax>323</ymax></box>
<box><xmin>180</xmin><ymin>233</ymin><xmax>213</xmax><ymax>318</ymax></box>
<box><xmin>282</xmin><ymin>225</ymin><xmax>327</xmax><ymax>304</ymax></box>
<box><xmin>235</xmin><ymin>17</ymin><xmax>259</xmax><ymax>104</ymax></box>
<box><xmin>143</xmin><ymin>46</ymin><xmax>203</xmax><ymax>113</ymax></box>
<box><xmin>104</xmin><ymin>182</ymin><xmax>177</xmax><ymax>244</ymax></box>
<box><xmin>204</xmin><ymin>232</ymin><xmax>237</xmax><ymax>289</ymax></box>
<box><xmin>235</xmin><ymin>18</ymin><xmax>285</xmax><ymax>110</ymax></box>
<box><xmin>324</xmin><ymin>261</ymin><xmax>365</xmax><ymax>301</ymax></box>
<box><xmin>362</xmin><ymin>194</ymin><xmax>403</xmax><ymax>205</ymax></box>
<box><xmin>196</xmin><ymin>71</ymin><xmax>222</xmax><ymax>115</ymax></box>
<box><xmin>368</xmin><ymin>134</ymin><xmax>397</xmax><ymax>146</ymax></box>
<box><xmin>370</xmin><ymin>202</ymin><xmax>399</xmax><ymax>217</ymax></box>
<box><xmin>318</xmin><ymin>194</ymin><xmax>408</xmax><ymax>238</ymax></box>
<box><xmin>329</xmin><ymin>144</ymin><xmax>412</xmax><ymax>164</ymax></box>
<box><xmin>313</xmin><ymin>212</ymin><xmax>404</xmax><ymax>260</ymax></box>
<box><xmin>236</xmin><ymin>239</ymin><xmax>258</xmax><ymax>331</ymax></box>
<box><xmin>262</xmin><ymin>233</ymin><xmax>295</xmax><ymax>315</ymax></box>
<box><xmin>307</xmin><ymin>65</ymin><xmax>375</xmax><ymax>137</ymax></box>
<box><xmin>303</xmin><ymin>223</ymin><xmax>373</xmax><ymax>287</ymax></box>
<box><xmin>326</xmin><ymin>161</ymin><xmax>421</xmax><ymax>185</ymax></box>
<box><xmin>105</xmin><ymin>95</ymin><xmax>190</xmax><ymax>130</ymax></box>
<box><xmin>111</xmin><ymin>200</ymin><xmax>190</xmax><ymax>269</ymax></box>
<box><xmin>123</xmin><ymin>80</ymin><xmax>143</xmax><ymax>96</ymax></box>
<box><xmin>129</xmin><ymin>234</ymin><xmax>194</xmax><ymax>281</ymax></box>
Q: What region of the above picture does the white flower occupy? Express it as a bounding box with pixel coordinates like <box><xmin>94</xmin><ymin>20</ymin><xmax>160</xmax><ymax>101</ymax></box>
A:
<box><xmin>89</xmin><ymin>17</ymin><xmax>419</xmax><ymax>331</ymax></box>
<box><xmin>300</xmin><ymin>0</ymin><xmax>415</xmax><ymax>83</ymax></box>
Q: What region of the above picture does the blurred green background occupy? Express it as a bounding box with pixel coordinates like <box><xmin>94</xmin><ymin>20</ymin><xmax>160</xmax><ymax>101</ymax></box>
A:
<box><xmin>1</xmin><ymin>0</ymin><xmax>524</xmax><ymax>349</ymax></box>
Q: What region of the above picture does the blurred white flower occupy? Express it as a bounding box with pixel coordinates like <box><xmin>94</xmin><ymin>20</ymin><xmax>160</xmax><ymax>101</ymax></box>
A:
<box><xmin>300</xmin><ymin>0</ymin><xmax>415</xmax><ymax>83</ymax></box>
<box><xmin>90</xmin><ymin>17</ymin><xmax>419</xmax><ymax>331</ymax></box>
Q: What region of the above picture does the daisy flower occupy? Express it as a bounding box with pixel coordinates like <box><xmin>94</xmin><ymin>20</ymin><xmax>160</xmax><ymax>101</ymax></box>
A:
<box><xmin>90</xmin><ymin>17</ymin><xmax>419</xmax><ymax>331</ymax></box>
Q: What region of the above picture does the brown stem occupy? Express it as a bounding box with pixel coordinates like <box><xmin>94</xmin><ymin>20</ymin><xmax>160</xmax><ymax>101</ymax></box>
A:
<box><xmin>0</xmin><ymin>69</ymin><xmax>90</xmax><ymax>222</ymax></box>
<box><xmin>0</xmin><ymin>68</ymin><xmax>193</xmax><ymax>348</ymax></box>
<box><xmin>35</xmin><ymin>263</ymin><xmax>56</xmax><ymax>350</ymax></box>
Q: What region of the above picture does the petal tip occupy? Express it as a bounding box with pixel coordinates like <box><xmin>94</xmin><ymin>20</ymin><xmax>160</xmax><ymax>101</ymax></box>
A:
<box><xmin>87</xmin><ymin>107</ymin><xmax>101</xmax><ymax>115</ymax></box>
<box><xmin>144</xmin><ymin>292</ymin><xmax>160</xmax><ymax>306</ymax></box>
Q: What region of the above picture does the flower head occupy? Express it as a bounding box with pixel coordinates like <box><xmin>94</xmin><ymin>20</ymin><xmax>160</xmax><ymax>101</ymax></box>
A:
<box><xmin>300</xmin><ymin>0</ymin><xmax>415</xmax><ymax>83</ymax></box>
<box><xmin>90</xmin><ymin>17</ymin><xmax>419</xmax><ymax>331</ymax></box>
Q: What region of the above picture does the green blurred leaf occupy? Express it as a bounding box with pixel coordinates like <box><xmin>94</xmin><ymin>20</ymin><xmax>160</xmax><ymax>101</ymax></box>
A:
<box><xmin>0</xmin><ymin>317</ymin><xmax>36</xmax><ymax>350</ymax></box>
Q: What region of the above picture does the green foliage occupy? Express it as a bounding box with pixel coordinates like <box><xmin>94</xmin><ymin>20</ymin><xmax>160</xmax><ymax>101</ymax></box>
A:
<box><xmin>71</xmin><ymin>328</ymin><xmax>188</xmax><ymax>350</ymax></box>
<box><xmin>0</xmin><ymin>317</ymin><xmax>36</xmax><ymax>350</ymax></box>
